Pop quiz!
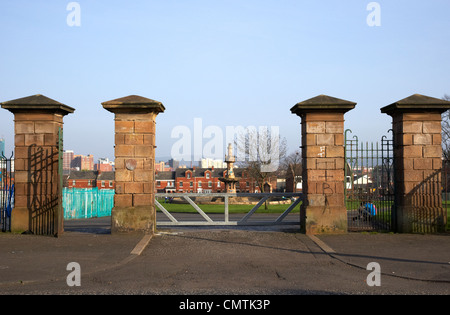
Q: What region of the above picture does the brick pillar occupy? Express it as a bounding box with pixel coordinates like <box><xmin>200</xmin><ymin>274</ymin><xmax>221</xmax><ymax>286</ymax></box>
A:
<box><xmin>381</xmin><ymin>94</ymin><xmax>450</xmax><ymax>233</ymax></box>
<box><xmin>1</xmin><ymin>94</ymin><xmax>74</xmax><ymax>235</ymax></box>
<box><xmin>102</xmin><ymin>95</ymin><xmax>165</xmax><ymax>234</ymax></box>
<box><xmin>291</xmin><ymin>95</ymin><xmax>356</xmax><ymax>234</ymax></box>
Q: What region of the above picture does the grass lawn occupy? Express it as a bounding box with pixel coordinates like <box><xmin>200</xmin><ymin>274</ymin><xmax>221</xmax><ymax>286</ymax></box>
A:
<box><xmin>156</xmin><ymin>199</ymin><xmax>301</xmax><ymax>214</ymax></box>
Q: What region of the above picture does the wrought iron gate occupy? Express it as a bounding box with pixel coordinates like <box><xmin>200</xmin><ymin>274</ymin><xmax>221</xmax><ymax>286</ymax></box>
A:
<box><xmin>27</xmin><ymin>128</ymin><xmax>63</xmax><ymax>236</ymax></box>
<box><xmin>0</xmin><ymin>152</ymin><xmax>14</xmax><ymax>232</ymax></box>
<box><xmin>345</xmin><ymin>130</ymin><xmax>395</xmax><ymax>232</ymax></box>
<box><xmin>442</xmin><ymin>162</ymin><xmax>450</xmax><ymax>232</ymax></box>
<box><xmin>57</xmin><ymin>127</ymin><xmax>64</xmax><ymax>235</ymax></box>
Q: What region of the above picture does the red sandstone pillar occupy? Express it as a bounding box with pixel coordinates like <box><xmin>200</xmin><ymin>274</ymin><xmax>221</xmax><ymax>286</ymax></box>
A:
<box><xmin>102</xmin><ymin>95</ymin><xmax>165</xmax><ymax>234</ymax></box>
<box><xmin>291</xmin><ymin>95</ymin><xmax>356</xmax><ymax>234</ymax></box>
<box><xmin>381</xmin><ymin>94</ymin><xmax>450</xmax><ymax>233</ymax></box>
<box><xmin>1</xmin><ymin>94</ymin><xmax>74</xmax><ymax>236</ymax></box>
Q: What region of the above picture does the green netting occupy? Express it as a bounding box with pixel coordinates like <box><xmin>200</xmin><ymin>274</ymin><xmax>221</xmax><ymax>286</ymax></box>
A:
<box><xmin>63</xmin><ymin>188</ymin><xmax>114</xmax><ymax>220</ymax></box>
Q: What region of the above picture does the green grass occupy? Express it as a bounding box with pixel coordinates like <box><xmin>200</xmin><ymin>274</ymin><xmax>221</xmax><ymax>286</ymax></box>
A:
<box><xmin>346</xmin><ymin>199</ymin><xmax>394</xmax><ymax>211</ymax></box>
<box><xmin>156</xmin><ymin>199</ymin><xmax>301</xmax><ymax>214</ymax></box>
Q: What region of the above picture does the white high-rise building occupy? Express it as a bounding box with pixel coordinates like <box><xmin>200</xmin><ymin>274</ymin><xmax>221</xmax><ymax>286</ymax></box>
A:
<box><xmin>201</xmin><ymin>158</ymin><xmax>227</xmax><ymax>169</ymax></box>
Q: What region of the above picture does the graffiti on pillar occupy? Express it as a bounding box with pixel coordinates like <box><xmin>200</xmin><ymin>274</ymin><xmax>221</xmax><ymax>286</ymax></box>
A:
<box><xmin>318</xmin><ymin>146</ymin><xmax>325</xmax><ymax>157</ymax></box>
<box><xmin>317</xmin><ymin>160</ymin><xmax>336</xmax><ymax>195</ymax></box>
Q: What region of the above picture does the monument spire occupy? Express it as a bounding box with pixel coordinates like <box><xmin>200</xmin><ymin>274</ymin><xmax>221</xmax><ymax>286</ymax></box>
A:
<box><xmin>220</xmin><ymin>143</ymin><xmax>239</xmax><ymax>193</ymax></box>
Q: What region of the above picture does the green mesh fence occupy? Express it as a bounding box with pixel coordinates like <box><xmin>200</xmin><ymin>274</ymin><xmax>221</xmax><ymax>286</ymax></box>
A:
<box><xmin>63</xmin><ymin>188</ymin><xmax>114</xmax><ymax>220</ymax></box>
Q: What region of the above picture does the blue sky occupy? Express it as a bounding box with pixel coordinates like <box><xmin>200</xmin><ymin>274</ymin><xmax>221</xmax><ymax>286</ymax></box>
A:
<box><xmin>1</xmin><ymin>0</ymin><xmax>450</xmax><ymax>162</ymax></box>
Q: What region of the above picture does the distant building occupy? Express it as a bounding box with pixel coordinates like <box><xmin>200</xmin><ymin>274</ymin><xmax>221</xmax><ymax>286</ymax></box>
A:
<box><xmin>97</xmin><ymin>171</ymin><xmax>115</xmax><ymax>189</ymax></box>
<box><xmin>175</xmin><ymin>167</ymin><xmax>226</xmax><ymax>193</ymax></box>
<box><xmin>155</xmin><ymin>161</ymin><xmax>165</xmax><ymax>172</ymax></box>
<box><xmin>63</xmin><ymin>150</ymin><xmax>74</xmax><ymax>171</ymax></box>
<box><xmin>155</xmin><ymin>161</ymin><xmax>171</xmax><ymax>172</ymax></box>
<box><xmin>65</xmin><ymin>165</ymin><xmax>278</xmax><ymax>193</ymax></box>
<box><xmin>200</xmin><ymin>158</ymin><xmax>227</xmax><ymax>169</ymax></box>
<box><xmin>95</xmin><ymin>157</ymin><xmax>114</xmax><ymax>172</ymax></box>
<box><xmin>155</xmin><ymin>167</ymin><xmax>277</xmax><ymax>194</ymax></box>
<box><xmin>155</xmin><ymin>171</ymin><xmax>176</xmax><ymax>193</ymax></box>
<box><xmin>168</xmin><ymin>158</ymin><xmax>179</xmax><ymax>170</ymax></box>
<box><xmin>66</xmin><ymin>171</ymin><xmax>115</xmax><ymax>190</ymax></box>
<box><xmin>72</xmin><ymin>154</ymin><xmax>94</xmax><ymax>171</ymax></box>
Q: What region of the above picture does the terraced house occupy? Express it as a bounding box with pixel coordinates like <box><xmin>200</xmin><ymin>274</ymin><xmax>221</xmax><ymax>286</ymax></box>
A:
<box><xmin>66</xmin><ymin>171</ymin><xmax>115</xmax><ymax>190</ymax></box>
<box><xmin>155</xmin><ymin>167</ymin><xmax>277</xmax><ymax>194</ymax></box>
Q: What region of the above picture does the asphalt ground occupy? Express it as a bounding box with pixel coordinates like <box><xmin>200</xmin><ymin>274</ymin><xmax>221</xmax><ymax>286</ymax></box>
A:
<box><xmin>0</xmin><ymin>216</ymin><xmax>449</xmax><ymax>296</ymax></box>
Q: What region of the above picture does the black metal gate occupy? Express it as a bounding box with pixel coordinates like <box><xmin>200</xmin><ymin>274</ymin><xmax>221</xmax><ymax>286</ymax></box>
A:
<box><xmin>345</xmin><ymin>130</ymin><xmax>395</xmax><ymax>232</ymax></box>
<box><xmin>441</xmin><ymin>162</ymin><xmax>450</xmax><ymax>232</ymax></box>
<box><xmin>28</xmin><ymin>128</ymin><xmax>64</xmax><ymax>236</ymax></box>
<box><xmin>0</xmin><ymin>152</ymin><xmax>14</xmax><ymax>232</ymax></box>
<box><xmin>57</xmin><ymin>127</ymin><xmax>64</xmax><ymax>235</ymax></box>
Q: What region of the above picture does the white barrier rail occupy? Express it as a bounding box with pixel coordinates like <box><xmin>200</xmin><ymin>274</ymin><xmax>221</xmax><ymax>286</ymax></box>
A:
<box><xmin>155</xmin><ymin>193</ymin><xmax>303</xmax><ymax>226</ymax></box>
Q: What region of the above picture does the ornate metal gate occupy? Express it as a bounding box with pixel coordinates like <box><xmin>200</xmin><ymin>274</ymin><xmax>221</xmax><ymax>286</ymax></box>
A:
<box><xmin>27</xmin><ymin>128</ymin><xmax>63</xmax><ymax>236</ymax></box>
<box><xmin>57</xmin><ymin>127</ymin><xmax>64</xmax><ymax>235</ymax></box>
<box><xmin>345</xmin><ymin>130</ymin><xmax>396</xmax><ymax>232</ymax></box>
<box><xmin>0</xmin><ymin>152</ymin><xmax>14</xmax><ymax>232</ymax></box>
<box><xmin>442</xmin><ymin>162</ymin><xmax>450</xmax><ymax>232</ymax></box>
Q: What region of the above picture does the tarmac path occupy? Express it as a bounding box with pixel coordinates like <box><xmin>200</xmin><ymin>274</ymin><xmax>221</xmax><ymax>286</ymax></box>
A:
<box><xmin>0</xmin><ymin>217</ymin><xmax>449</xmax><ymax>295</ymax></box>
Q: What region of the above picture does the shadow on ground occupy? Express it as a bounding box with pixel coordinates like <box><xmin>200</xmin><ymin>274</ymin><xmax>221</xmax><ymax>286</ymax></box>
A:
<box><xmin>64</xmin><ymin>217</ymin><xmax>111</xmax><ymax>234</ymax></box>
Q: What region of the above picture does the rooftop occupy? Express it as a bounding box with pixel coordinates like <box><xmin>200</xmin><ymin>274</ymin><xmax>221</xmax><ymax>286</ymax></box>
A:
<box><xmin>68</xmin><ymin>171</ymin><xmax>114</xmax><ymax>181</ymax></box>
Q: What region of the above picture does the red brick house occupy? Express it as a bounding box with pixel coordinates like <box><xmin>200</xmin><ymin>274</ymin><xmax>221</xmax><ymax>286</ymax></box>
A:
<box><xmin>96</xmin><ymin>171</ymin><xmax>115</xmax><ymax>189</ymax></box>
<box><xmin>174</xmin><ymin>167</ymin><xmax>226</xmax><ymax>193</ymax></box>
<box><xmin>155</xmin><ymin>171</ymin><xmax>176</xmax><ymax>193</ymax></box>
<box><xmin>66</xmin><ymin>171</ymin><xmax>115</xmax><ymax>190</ymax></box>
<box><xmin>155</xmin><ymin>167</ymin><xmax>277</xmax><ymax>193</ymax></box>
<box><xmin>66</xmin><ymin>168</ymin><xmax>277</xmax><ymax>193</ymax></box>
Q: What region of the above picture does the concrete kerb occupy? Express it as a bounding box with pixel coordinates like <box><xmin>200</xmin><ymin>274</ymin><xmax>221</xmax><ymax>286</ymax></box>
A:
<box><xmin>307</xmin><ymin>235</ymin><xmax>336</xmax><ymax>254</ymax></box>
<box><xmin>130</xmin><ymin>234</ymin><xmax>153</xmax><ymax>256</ymax></box>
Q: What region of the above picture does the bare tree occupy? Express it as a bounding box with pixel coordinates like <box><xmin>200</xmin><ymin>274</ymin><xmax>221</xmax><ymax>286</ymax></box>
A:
<box><xmin>234</xmin><ymin>127</ymin><xmax>287</xmax><ymax>196</ymax></box>
<box><xmin>442</xmin><ymin>94</ymin><xmax>450</xmax><ymax>162</ymax></box>
<box><xmin>282</xmin><ymin>150</ymin><xmax>302</xmax><ymax>192</ymax></box>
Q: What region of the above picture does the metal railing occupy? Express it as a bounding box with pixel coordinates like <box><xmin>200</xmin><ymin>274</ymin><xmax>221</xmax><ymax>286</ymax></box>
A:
<box><xmin>155</xmin><ymin>192</ymin><xmax>303</xmax><ymax>226</ymax></box>
<box><xmin>345</xmin><ymin>129</ymin><xmax>395</xmax><ymax>232</ymax></box>
<box><xmin>0</xmin><ymin>152</ymin><xmax>14</xmax><ymax>232</ymax></box>
<box><xmin>441</xmin><ymin>163</ymin><xmax>450</xmax><ymax>232</ymax></box>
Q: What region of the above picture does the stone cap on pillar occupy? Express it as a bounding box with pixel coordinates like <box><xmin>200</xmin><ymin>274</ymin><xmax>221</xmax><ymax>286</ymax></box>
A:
<box><xmin>1</xmin><ymin>94</ymin><xmax>75</xmax><ymax>115</ymax></box>
<box><xmin>291</xmin><ymin>94</ymin><xmax>356</xmax><ymax>116</ymax></box>
<box><xmin>102</xmin><ymin>95</ymin><xmax>165</xmax><ymax>114</ymax></box>
<box><xmin>381</xmin><ymin>94</ymin><xmax>450</xmax><ymax>116</ymax></box>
